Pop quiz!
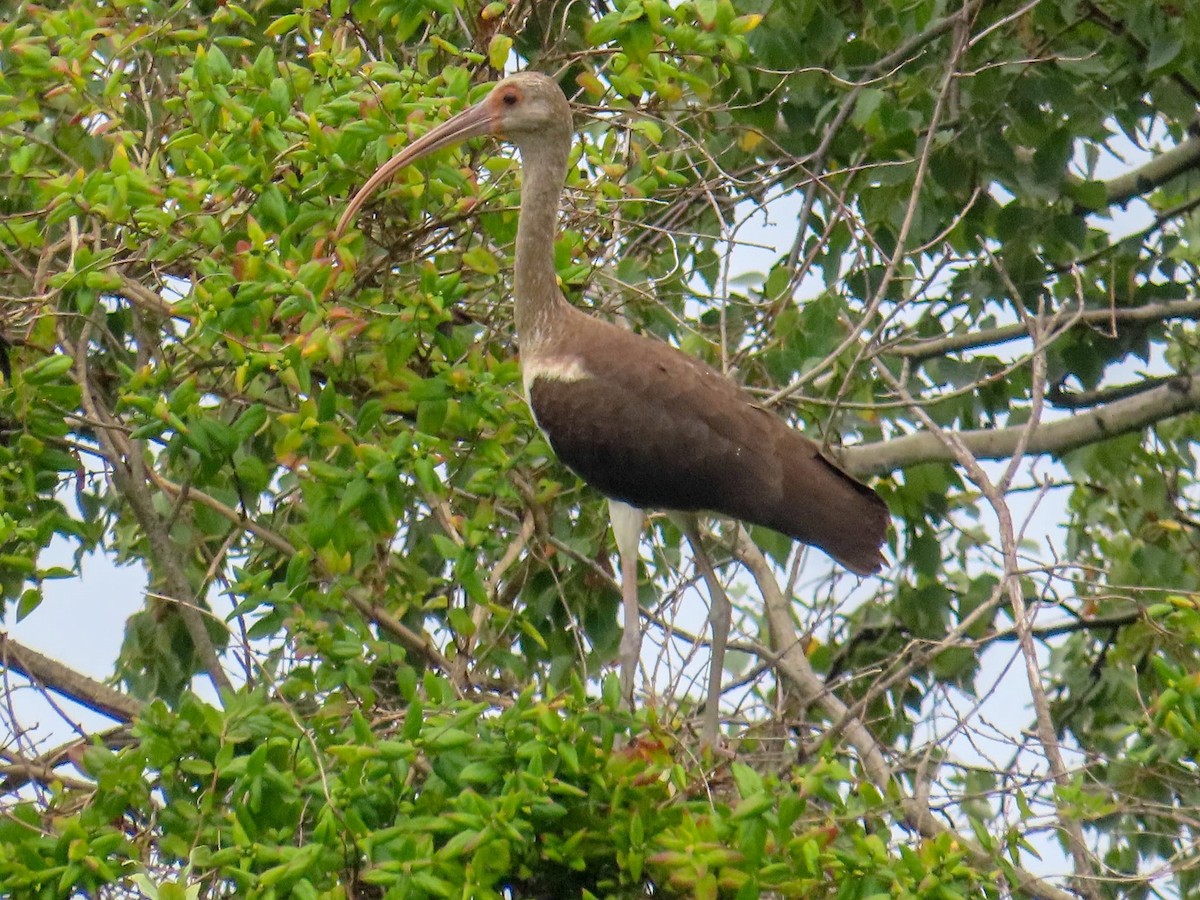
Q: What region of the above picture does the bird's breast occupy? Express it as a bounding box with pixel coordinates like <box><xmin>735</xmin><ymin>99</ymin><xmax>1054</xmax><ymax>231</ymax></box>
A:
<box><xmin>522</xmin><ymin>355</ymin><xmax>590</xmax><ymax>403</ymax></box>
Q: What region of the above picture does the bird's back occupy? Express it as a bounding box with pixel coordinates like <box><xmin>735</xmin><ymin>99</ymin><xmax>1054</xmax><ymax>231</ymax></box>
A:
<box><xmin>525</xmin><ymin>309</ymin><xmax>888</xmax><ymax>575</ymax></box>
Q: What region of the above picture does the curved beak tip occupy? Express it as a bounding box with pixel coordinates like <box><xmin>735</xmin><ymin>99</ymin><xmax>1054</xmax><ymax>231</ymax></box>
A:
<box><xmin>336</xmin><ymin>95</ymin><xmax>498</xmax><ymax>239</ymax></box>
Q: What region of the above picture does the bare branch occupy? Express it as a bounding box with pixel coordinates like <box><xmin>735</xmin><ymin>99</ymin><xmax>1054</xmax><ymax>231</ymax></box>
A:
<box><xmin>731</xmin><ymin>527</ymin><xmax>1080</xmax><ymax>900</ymax></box>
<box><xmin>888</xmin><ymin>300</ymin><xmax>1200</xmax><ymax>362</ymax></box>
<box><xmin>0</xmin><ymin>756</ymin><xmax>93</xmax><ymax>792</ymax></box>
<box><xmin>982</xmin><ymin>610</ymin><xmax>1141</xmax><ymax>645</ymax></box>
<box><xmin>0</xmin><ymin>727</ymin><xmax>134</xmax><ymax>795</ymax></box>
<box><xmin>872</xmin><ymin>356</ymin><xmax>1100</xmax><ymax>895</ymax></box>
<box><xmin>347</xmin><ymin>591</ymin><xmax>457</xmax><ymax>680</ymax></box>
<box><xmin>0</xmin><ymin>633</ymin><xmax>143</xmax><ymax>722</ymax></box>
<box><xmin>150</xmin><ymin>472</ymin><xmax>297</xmax><ymax>557</ymax></box>
<box><xmin>845</xmin><ymin>372</ymin><xmax>1200</xmax><ymax>476</ymax></box>
<box><xmin>1062</xmin><ymin>135</ymin><xmax>1200</xmax><ymax>209</ymax></box>
<box><xmin>65</xmin><ymin>315</ymin><xmax>233</xmax><ymax>697</ymax></box>
<box><xmin>1047</xmin><ymin>374</ymin><xmax>1179</xmax><ymax>409</ymax></box>
<box><xmin>118</xmin><ymin>274</ymin><xmax>186</xmax><ymax>320</ymax></box>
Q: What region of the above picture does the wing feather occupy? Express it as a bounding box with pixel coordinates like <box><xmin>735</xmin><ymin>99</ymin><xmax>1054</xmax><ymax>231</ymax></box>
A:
<box><xmin>527</xmin><ymin>316</ymin><xmax>887</xmax><ymax>574</ymax></box>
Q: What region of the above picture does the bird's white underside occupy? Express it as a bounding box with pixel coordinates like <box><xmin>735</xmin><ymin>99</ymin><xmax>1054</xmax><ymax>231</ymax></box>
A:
<box><xmin>521</xmin><ymin>355</ymin><xmax>589</xmax><ymax>402</ymax></box>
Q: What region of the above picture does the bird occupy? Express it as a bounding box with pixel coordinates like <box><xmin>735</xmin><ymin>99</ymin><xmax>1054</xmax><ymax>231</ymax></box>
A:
<box><xmin>336</xmin><ymin>71</ymin><xmax>888</xmax><ymax>742</ymax></box>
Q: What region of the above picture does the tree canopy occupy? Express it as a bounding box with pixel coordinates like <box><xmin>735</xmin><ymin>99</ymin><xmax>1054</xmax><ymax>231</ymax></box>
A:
<box><xmin>2</xmin><ymin>0</ymin><xmax>1200</xmax><ymax>897</ymax></box>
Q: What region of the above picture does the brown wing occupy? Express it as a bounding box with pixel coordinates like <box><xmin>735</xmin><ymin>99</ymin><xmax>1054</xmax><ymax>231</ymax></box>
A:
<box><xmin>527</xmin><ymin>316</ymin><xmax>888</xmax><ymax>575</ymax></box>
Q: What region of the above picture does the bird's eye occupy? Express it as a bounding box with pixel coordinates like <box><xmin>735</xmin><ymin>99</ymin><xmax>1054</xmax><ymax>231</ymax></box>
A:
<box><xmin>502</xmin><ymin>92</ymin><xmax>518</xmax><ymax>106</ymax></box>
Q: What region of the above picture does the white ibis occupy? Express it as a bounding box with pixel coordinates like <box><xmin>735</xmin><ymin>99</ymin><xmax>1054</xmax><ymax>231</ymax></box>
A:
<box><xmin>336</xmin><ymin>72</ymin><xmax>888</xmax><ymax>740</ymax></box>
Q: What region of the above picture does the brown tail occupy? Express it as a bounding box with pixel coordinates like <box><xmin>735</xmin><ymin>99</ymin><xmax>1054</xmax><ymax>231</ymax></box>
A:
<box><xmin>772</xmin><ymin>441</ymin><xmax>888</xmax><ymax>576</ymax></box>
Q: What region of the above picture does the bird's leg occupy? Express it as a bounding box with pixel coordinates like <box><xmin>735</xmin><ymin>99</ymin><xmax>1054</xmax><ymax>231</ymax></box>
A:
<box><xmin>682</xmin><ymin>518</ymin><xmax>730</xmax><ymax>747</ymax></box>
<box><xmin>617</xmin><ymin>547</ymin><xmax>640</xmax><ymax>705</ymax></box>
<box><xmin>609</xmin><ymin>500</ymin><xmax>644</xmax><ymax>708</ymax></box>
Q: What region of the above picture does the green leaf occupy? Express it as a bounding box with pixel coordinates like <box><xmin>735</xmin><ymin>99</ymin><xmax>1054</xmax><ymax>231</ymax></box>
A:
<box><xmin>23</xmin><ymin>354</ymin><xmax>74</xmax><ymax>383</ymax></box>
<box><xmin>462</xmin><ymin>246</ymin><xmax>499</xmax><ymax>275</ymax></box>
<box><xmin>265</xmin><ymin>13</ymin><xmax>302</xmax><ymax>36</ymax></box>
<box><xmin>422</xmin><ymin>727</ymin><xmax>474</xmax><ymax>751</ymax></box>
<box><xmin>416</xmin><ymin>399</ymin><xmax>448</xmax><ymax>435</ymax></box>
<box><xmin>487</xmin><ymin>34</ymin><xmax>512</xmax><ymax>71</ymax></box>
<box><xmin>588</xmin><ymin>12</ymin><xmax>623</xmax><ymax>46</ymax></box>
<box><xmin>1146</xmin><ymin>35</ymin><xmax>1183</xmax><ymax>75</ymax></box>
<box><xmin>338</xmin><ymin>477</ymin><xmax>374</xmax><ymax>515</ymax></box>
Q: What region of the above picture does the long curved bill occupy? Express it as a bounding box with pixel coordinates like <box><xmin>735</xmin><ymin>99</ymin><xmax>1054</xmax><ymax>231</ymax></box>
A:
<box><xmin>335</xmin><ymin>97</ymin><xmax>498</xmax><ymax>240</ymax></box>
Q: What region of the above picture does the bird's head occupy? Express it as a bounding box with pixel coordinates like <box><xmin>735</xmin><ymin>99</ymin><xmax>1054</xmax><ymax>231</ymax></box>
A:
<box><xmin>486</xmin><ymin>72</ymin><xmax>573</xmax><ymax>142</ymax></box>
<box><xmin>336</xmin><ymin>72</ymin><xmax>571</xmax><ymax>239</ymax></box>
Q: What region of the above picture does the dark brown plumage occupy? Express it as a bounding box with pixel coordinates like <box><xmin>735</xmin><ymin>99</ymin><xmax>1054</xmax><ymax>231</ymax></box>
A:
<box><xmin>525</xmin><ymin>306</ymin><xmax>886</xmax><ymax>575</ymax></box>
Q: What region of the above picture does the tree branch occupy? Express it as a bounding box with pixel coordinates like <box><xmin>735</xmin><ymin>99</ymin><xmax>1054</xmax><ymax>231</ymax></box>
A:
<box><xmin>1081</xmin><ymin>1</ymin><xmax>1200</xmax><ymax>106</ymax></box>
<box><xmin>731</xmin><ymin>528</ymin><xmax>1080</xmax><ymax>900</ymax></box>
<box><xmin>0</xmin><ymin>633</ymin><xmax>143</xmax><ymax>722</ymax></box>
<box><xmin>1076</xmin><ymin>135</ymin><xmax>1200</xmax><ymax>209</ymax></box>
<box><xmin>844</xmin><ymin>372</ymin><xmax>1200</xmax><ymax>476</ymax></box>
<box><xmin>888</xmin><ymin>300</ymin><xmax>1200</xmax><ymax>362</ymax></box>
<box><xmin>872</xmin><ymin>351</ymin><xmax>1099</xmax><ymax>894</ymax></box>
<box><xmin>148</xmin><ymin>472</ymin><xmax>455</xmax><ymax>676</ymax></box>
<box><xmin>1047</xmin><ymin>375</ymin><xmax>1178</xmax><ymax>409</ymax></box>
<box><xmin>348</xmin><ymin>592</ymin><xmax>457</xmax><ymax>681</ymax></box>
<box><xmin>0</xmin><ymin>756</ymin><xmax>93</xmax><ymax>793</ymax></box>
<box><xmin>150</xmin><ymin>472</ymin><xmax>297</xmax><ymax>557</ymax></box>
<box><xmin>0</xmin><ymin>727</ymin><xmax>135</xmax><ymax>795</ymax></box>
<box><xmin>1060</xmin><ymin>193</ymin><xmax>1200</xmax><ymax>273</ymax></box>
<box><xmin>66</xmin><ymin>316</ymin><xmax>233</xmax><ymax>697</ymax></box>
<box><xmin>119</xmin><ymin>273</ymin><xmax>187</xmax><ymax>321</ymax></box>
<box><xmin>981</xmin><ymin>611</ymin><xmax>1140</xmax><ymax>646</ymax></box>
